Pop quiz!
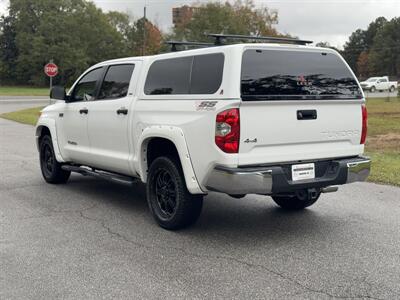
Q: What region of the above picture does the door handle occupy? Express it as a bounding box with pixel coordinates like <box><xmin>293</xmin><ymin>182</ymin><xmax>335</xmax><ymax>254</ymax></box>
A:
<box><xmin>116</xmin><ymin>107</ymin><xmax>128</xmax><ymax>115</ymax></box>
<box><xmin>297</xmin><ymin>110</ymin><xmax>317</xmax><ymax>120</ymax></box>
<box><xmin>79</xmin><ymin>108</ymin><xmax>88</xmax><ymax>114</ymax></box>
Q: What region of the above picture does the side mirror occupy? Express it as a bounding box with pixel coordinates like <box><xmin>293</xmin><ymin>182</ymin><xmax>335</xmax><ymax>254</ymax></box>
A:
<box><xmin>50</xmin><ymin>86</ymin><xmax>67</xmax><ymax>101</ymax></box>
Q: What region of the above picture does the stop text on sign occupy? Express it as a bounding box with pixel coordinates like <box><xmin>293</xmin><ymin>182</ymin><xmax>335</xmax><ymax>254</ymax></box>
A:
<box><xmin>44</xmin><ymin>63</ymin><xmax>58</xmax><ymax>77</ymax></box>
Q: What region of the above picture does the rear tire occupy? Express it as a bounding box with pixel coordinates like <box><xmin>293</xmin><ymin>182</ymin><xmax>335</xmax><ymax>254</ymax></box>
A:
<box><xmin>146</xmin><ymin>156</ymin><xmax>203</xmax><ymax>230</ymax></box>
<box><xmin>389</xmin><ymin>86</ymin><xmax>395</xmax><ymax>92</ymax></box>
<box><xmin>39</xmin><ymin>135</ymin><xmax>70</xmax><ymax>184</ymax></box>
<box><xmin>272</xmin><ymin>190</ymin><xmax>320</xmax><ymax>210</ymax></box>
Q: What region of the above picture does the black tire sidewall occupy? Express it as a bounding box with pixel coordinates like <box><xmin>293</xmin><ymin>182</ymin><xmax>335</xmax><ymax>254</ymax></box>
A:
<box><xmin>39</xmin><ymin>135</ymin><xmax>70</xmax><ymax>183</ymax></box>
<box><xmin>147</xmin><ymin>156</ymin><xmax>202</xmax><ymax>230</ymax></box>
<box><xmin>40</xmin><ymin>136</ymin><xmax>56</xmax><ymax>180</ymax></box>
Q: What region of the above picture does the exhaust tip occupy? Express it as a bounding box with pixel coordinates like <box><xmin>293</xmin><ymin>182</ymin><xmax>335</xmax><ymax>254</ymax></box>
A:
<box><xmin>321</xmin><ymin>186</ymin><xmax>339</xmax><ymax>193</ymax></box>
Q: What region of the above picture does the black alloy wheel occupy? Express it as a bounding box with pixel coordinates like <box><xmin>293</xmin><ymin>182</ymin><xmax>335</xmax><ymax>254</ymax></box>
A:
<box><xmin>147</xmin><ymin>156</ymin><xmax>203</xmax><ymax>230</ymax></box>
<box><xmin>154</xmin><ymin>168</ymin><xmax>178</xmax><ymax>219</ymax></box>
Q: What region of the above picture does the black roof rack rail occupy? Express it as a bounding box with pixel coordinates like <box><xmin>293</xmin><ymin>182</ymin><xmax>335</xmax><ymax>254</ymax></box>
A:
<box><xmin>207</xmin><ymin>33</ymin><xmax>313</xmax><ymax>46</ymax></box>
<box><xmin>165</xmin><ymin>41</ymin><xmax>214</xmax><ymax>52</ymax></box>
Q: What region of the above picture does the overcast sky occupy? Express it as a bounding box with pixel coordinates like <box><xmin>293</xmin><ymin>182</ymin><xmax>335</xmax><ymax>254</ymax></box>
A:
<box><xmin>1</xmin><ymin>0</ymin><xmax>399</xmax><ymax>49</ymax></box>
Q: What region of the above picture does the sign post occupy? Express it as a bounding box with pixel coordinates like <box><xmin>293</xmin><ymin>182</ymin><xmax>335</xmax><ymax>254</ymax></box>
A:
<box><xmin>44</xmin><ymin>61</ymin><xmax>58</xmax><ymax>104</ymax></box>
<box><xmin>44</xmin><ymin>61</ymin><xmax>58</xmax><ymax>90</ymax></box>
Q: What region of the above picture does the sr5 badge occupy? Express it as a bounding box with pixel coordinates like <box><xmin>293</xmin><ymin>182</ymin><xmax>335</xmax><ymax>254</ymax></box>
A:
<box><xmin>195</xmin><ymin>101</ymin><xmax>218</xmax><ymax>111</ymax></box>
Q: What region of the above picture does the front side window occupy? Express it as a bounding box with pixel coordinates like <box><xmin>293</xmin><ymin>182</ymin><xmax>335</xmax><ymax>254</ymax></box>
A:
<box><xmin>97</xmin><ymin>64</ymin><xmax>135</xmax><ymax>100</ymax></box>
<box><xmin>144</xmin><ymin>53</ymin><xmax>224</xmax><ymax>95</ymax></box>
<box><xmin>241</xmin><ymin>49</ymin><xmax>362</xmax><ymax>100</ymax></box>
<box><xmin>71</xmin><ymin>67</ymin><xmax>103</xmax><ymax>102</ymax></box>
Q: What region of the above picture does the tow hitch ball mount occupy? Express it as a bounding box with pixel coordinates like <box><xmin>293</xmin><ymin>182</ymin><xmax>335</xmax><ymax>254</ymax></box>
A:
<box><xmin>296</xmin><ymin>186</ymin><xmax>338</xmax><ymax>201</ymax></box>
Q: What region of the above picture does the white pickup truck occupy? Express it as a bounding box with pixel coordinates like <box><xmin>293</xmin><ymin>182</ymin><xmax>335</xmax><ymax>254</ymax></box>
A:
<box><xmin>36</xmin><ymin>38</ymin><xmax>371</xmax><ymax>230</ymax></box>
<box><xmin>360</xmin><ymin>76</ymin><xmax>398</xmax><ymax>92</ymax></box>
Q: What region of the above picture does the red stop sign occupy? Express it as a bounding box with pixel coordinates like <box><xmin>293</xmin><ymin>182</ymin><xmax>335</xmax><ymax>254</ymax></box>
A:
<box><xmin>44</xmin><ymin>63</ymin><xmax>58</xmax><ymax>77</ymax></box>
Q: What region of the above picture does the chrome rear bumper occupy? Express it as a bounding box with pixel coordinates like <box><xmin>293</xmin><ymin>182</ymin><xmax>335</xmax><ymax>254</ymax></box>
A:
<box><xmin>205</xmin><ymin>156</ymin><xmax>371</xmax><ymax>195</ymax></box>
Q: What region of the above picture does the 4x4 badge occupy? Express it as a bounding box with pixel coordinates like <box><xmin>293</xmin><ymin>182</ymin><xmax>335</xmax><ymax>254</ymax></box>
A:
<box><xmin>244</xmin><ymin>138</ymin><xmax>257</xmax><ymax>143</ymax></box>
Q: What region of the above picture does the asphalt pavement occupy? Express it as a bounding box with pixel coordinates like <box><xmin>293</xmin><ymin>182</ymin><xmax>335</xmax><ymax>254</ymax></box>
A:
<box><xmin>1</xmin><ymin>100</ymin><xmax>400</xmax><ymax>299</ymax></box>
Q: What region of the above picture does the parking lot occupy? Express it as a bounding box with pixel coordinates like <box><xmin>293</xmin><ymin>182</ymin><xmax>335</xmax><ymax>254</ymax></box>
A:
<box><xmin>1</xmin><ymin>99</ymin><xmax>400</xmax><ymax>299</ymax></box>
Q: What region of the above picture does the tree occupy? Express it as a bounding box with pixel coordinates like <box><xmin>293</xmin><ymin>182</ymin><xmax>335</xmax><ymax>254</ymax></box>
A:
<box><xmin>2</xmin><ymin>0</ymin><xmax>130</xmax><ymax>86</ymax></box>
<box><xmin>127</xmin><ymin>18</ymin><xmax>162</xmax><ymax>56</ymax></box>
<box><xmin>368</xmin><ymin>17</ymin><xmax>400</xmax><ymax>78</ymax></box>
<box><xmin>342</xmin><ymin>17</ymin><xmax>388</xmax><ymax>73</ymax></box>
<box><xmin>0</xmin><ymin>15</ymin><xmax>18</xmax><ymax>84</ymax></box>
<box><xmin>342</xmin><ymin>29</ymin><xmax>367</xmax><ymax>72</ymax></box>
<box><xmin>356</xmin><ymin>51</ymin><xmax>369</xmax><ymax>79</ymax></box>
<box><xmin>171</xmin><ymin>0</ymin><xmax>279</xmax><ymax>43</ymax></box>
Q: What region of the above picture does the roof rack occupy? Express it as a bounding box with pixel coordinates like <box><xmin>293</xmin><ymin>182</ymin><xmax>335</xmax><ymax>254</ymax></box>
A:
<box><xmin>165</xmin><ymin>41</ymin><xmax>214</xmax><ymax>52</ymax></box>
<box><xmin>207</xmin><ymin>33</ymin><xmax>313</xmax><ymax>46</ymax></box>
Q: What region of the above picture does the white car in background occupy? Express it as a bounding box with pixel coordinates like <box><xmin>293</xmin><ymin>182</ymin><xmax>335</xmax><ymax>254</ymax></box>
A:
<box><xmin>360</xmin><ymin>76</ymin><xmax>398</xmax><ymax>92</ymax></box>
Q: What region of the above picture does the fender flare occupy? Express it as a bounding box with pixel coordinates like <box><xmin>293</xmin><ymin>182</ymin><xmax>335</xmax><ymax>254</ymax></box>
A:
<box><xmin>35</xmin><ymin>118</ymin><xmax>65</xmax><ymax>163</ymax></box>
<box><xmin>135</xmin><ymin>125</ymin><xmax>204</xmax><ymax>194</ymax></box>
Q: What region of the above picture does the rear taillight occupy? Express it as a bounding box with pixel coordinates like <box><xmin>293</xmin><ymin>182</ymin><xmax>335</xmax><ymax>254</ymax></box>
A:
<box><xmin>215</xmin><ymin>108</ymin><xmax>240</xmax><ymax>153</ymax></box>
<box><xmin>360</xmin><ymin>104</ymin><xmax>368</xmax><ymax>144</ymax></box>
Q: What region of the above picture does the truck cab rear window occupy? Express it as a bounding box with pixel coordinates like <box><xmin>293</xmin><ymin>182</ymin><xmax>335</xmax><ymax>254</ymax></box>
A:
<box><xmin>144</xmin><ymin>53</ymin><xmax>224</xmax><ymax>95</ymax></box>
<box><xmin>241</xmin><ymin>49</ymin><xmax>362</xmax><ymax>101</ymax></box>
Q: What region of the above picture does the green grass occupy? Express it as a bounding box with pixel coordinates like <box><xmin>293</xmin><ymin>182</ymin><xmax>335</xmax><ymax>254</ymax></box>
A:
<box><xmin>0</xmin><ymin>97</ymin><xmax>399</xmax><ymax>186</ymax></box>
<box><xmin>366</xmin><ymin>98</ymin><xmax>400</xmax><ymax>136</ymax></box>
<box><xmin>0</xmin><ymin>86</ymin><xmax>49</xmax><ymax>96</ymax></box>
<box><xmin>365</xmin><ymin>97</ymin><xmax>400</xmax><ymax>186</ymax></box>
<box><xmin>0</xmin><ymin>106</ymin><xmax>43</xmax><ymax>126</ymax></box>
<box><xmin>366</xmin><ymin>151</ymin><xmax>400</xmax><ymax>186</ymax></box>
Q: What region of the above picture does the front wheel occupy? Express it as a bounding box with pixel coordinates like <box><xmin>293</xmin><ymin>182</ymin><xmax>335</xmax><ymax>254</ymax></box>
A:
<box><xmin>272</xmin><ymin>189</ymin><xmax>321</xmax><ymax>210</ymax></box>
<box><xmin>39</xmin><ymin>135</ymin><xmax>70</xmax><ymax>184</ymax></box>
<box><xmin>370</xmin><ymin>86</ymin><xmax>376</xmax><ymax>93</ymax></box>
<box><xmin>146</xmin><ymin>156</ymin><xmax>203</xmax><ymax>230</ymax></box>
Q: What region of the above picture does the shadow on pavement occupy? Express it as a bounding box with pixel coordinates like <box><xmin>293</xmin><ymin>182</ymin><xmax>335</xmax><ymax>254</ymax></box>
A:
<box><xmin>59</xmin><ymin>174</ymin><xmax>337</xmax><ymax>244</ymax></box>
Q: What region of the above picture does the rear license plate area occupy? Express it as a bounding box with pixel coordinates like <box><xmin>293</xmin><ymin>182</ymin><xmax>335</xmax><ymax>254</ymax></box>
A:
<box><xmin>292</xmin><ymin>163</ymin><xmax>315</xmax><ymax>181</ymax></box>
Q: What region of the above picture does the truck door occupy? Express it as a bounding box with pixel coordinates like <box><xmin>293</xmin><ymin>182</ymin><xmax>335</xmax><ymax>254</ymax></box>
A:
<box><xmin>56</xmin><ymin>67</ymin><xmax>104</xmax><ymax>164</ymax></box>
<box><xmin>85</xmin><ymin>63</ymin><xmax>140</xmax><ymax>175</ymax></box>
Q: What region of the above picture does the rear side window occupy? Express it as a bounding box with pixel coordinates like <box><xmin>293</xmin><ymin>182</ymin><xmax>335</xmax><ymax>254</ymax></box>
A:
<box><xmin>144</xmin><ymin>53</ymin><xmax>224</xmax><ymax>95</ymax></box>
<box><xmin>144</xmin><ymin>57</ymin><xmax>192</xmax><ymax>95</ymax></box>
<box><xmin>190</xmin><ymin>54</ymin><xmax>224</xmax><ymax>94</ymax></box>
<box><xmin>241</xmin><ymin>49</ymin><xmax>362</xmax><ymax>100</ymax></box>
<box><xmin>98</xmin><ymin>64</ymin><xmax>135</xmax><ymax>100</ymax></box>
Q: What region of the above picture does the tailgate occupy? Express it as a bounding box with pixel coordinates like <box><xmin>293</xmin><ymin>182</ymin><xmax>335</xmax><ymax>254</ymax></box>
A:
<box><xmin>238</xmin><ymin>101</ymin><xmax>364</xmax><ymax>165</ymax></box>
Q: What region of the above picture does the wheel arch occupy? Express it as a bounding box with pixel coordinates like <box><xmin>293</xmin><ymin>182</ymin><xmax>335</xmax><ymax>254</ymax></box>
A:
<box><xmin>35</xmin><ymin>119</ymin><xmax>65</xmax><ymax>163</ymax></box>
<box><xmin>135</xmin><ymin>126</ymin><xmax>204</xmax><ymax>194</ymax></box>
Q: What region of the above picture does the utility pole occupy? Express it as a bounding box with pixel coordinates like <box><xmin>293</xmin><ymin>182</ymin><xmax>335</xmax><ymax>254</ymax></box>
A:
<box><xmin>143</xmin><ymin>1</ymin><xmax>147</xmax><ymax>56</ymax></box>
